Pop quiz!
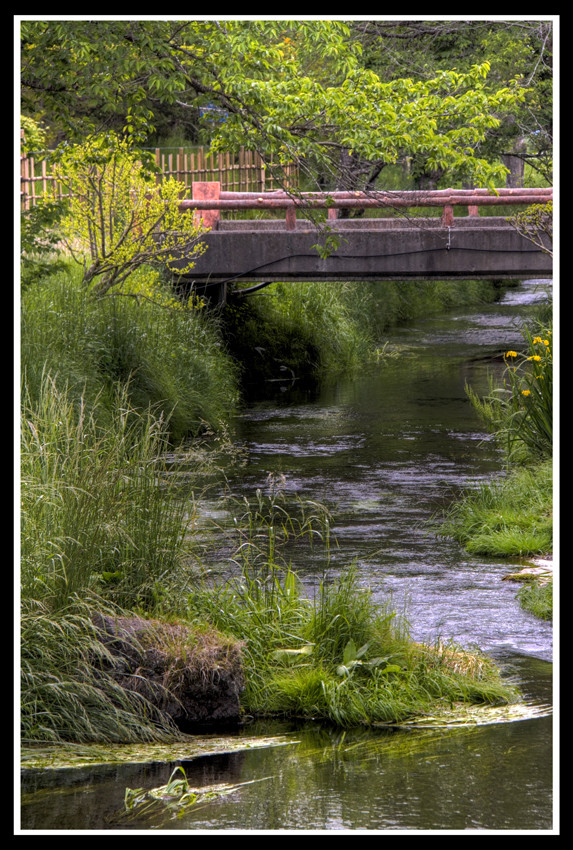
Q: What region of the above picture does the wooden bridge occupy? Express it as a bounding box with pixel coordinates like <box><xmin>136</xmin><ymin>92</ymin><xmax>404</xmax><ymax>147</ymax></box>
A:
<box><xmin>173</xmin><ymin>183</ymin><xmax>553</xmax><ymax>303</ymax></box>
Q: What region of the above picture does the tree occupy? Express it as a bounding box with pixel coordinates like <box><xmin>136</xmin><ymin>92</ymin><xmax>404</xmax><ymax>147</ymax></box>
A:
<box><xmin>350</xmin><ymin>19</ymin><xmax>553</xmax><ymax>187</ymax></box>
<box><xmin>51</xmin><ymin>133</ymin><xmax>206</xmax><ymax>298</ymax></box>
<box><xmin>21</xmin><ymin>19</ymin><xmax>529</xmax><ymax>193</ymax></box>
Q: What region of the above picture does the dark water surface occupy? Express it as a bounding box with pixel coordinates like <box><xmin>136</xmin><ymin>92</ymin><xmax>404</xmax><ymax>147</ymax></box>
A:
<box><xmin>20</xmin><ymin>280</ymin><xmax>556</xmax><ymax>833</ymax></box>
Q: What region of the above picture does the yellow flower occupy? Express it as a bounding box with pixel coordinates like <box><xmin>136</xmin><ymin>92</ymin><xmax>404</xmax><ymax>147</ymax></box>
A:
<box><xmin>532</xmin><ymin>336</ymin><xmax>542</xmax><ymax>344</ymax></box>
<box><xmin>528</xmin><ymin>355</ymin><xmax>542</xmax><ymax>361</ymax></box>
<box><xmin>505</xmin><ymin>351</ymin><xmax>518</xmax><ymax>358</ymax></box>
<box><xmin>522</xmin><ymin>389</ymin><xmax>531</xmax><ymax>396</ymax></box>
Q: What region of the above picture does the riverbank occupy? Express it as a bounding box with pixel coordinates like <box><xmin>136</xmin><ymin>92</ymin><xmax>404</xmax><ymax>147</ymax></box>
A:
<box><xmin>20</xmin><ymin>264</ymin><xmax>525</xmax><ymax>742</ymax></box>
<box><xmin>438</xmin><ymin>311</ymin><xmax>553</xmax><ymax>621</ymax></box>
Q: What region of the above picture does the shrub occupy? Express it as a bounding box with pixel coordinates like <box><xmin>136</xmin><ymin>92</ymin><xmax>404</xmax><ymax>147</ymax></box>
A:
<box><xmin>51</xmin><ymin>132</ymin><xmax>206</xmax><ymax>297</ymax></box>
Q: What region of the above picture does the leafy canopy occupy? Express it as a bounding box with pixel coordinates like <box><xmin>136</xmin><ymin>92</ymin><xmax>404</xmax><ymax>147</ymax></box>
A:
<box><xmin>21</xmin><ymin>20</ymin><xmax>529</xmax><ymax>189</ymax></box>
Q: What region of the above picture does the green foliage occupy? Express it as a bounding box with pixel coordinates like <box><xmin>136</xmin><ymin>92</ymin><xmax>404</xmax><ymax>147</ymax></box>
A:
<box><xmin>467</xmin><ymin>321</ymin><xmax>552</xmax><ymax>463</ymax></box>
<box><xmin>51</xmin><ymin>133</ymin><xmax>207</xmax><ymax>297</ymax></box>
<box><xmin>20</xmin><ymin>114</ymin><xmax>47</xmax><ymax>153</ymax></box>
<box><xmin>356</xmin><ymin>20</ymin><xmax>553</xmax><ymax>185</ymax></box>
<box><xmin>439</xmin><ymin>460</ymin><xmax>552</xmax><ymax>557</ymax></box>
<box><xmin>21</xmin><ymin>20</ymin><xmax>530</xmax><ymax>192</ymax></box>
<box><xmin>20</xmin><ymin>198</ymin><xmax>69</xmax><ymax>286</ymax></box>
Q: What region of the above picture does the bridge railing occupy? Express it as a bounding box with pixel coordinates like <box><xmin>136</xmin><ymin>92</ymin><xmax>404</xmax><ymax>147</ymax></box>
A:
<box><xmin>181</xmin><ymin>183</ymin><xmax>553</xmax><ymax>230</ymax></box>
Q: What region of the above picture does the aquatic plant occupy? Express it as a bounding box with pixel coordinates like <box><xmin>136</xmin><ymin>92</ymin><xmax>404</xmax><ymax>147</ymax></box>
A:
<box><xmin>119</xmin><ymin>765</ymin><xmax>270</xmax><ymax>825</ymax></box>
<box><xmin>467</xmin><ymin>320</ymin><xmax>552</xmax><ymax>463</ymax></box>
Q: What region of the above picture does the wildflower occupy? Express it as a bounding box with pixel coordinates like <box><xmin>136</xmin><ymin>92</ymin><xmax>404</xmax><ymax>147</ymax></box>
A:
<box><xmin>505</xmin><ymin>351</ymin><xmax>518</xmax><ymax>358</ymax></box>
<box><xmin>521</xmin><ymin>389</ymin><xmax>531</xmax><ymax>396</ymax></box>
<box><xmin>528</xmin><ymin>355</ymin><xmax>542</xmax><ymax>361</ymax></box>
<box><xmin>532</xmin><ymin>337</ymin><xmax>542</xmax><ymax>344</ymax></box>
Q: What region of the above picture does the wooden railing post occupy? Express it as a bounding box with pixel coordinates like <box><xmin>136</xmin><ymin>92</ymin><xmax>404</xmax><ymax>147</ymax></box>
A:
<box><xmin>441</xmin><ymin>203</ymin><xmax>454</xmax><ymax>226</ymax></box>
<box><xmin>285</xmin><ymin>205</ymin><xmax>296</xmax><ymax>230</ymax></box>
<box><xmin>192</xmin><ymin>182</ymin><xmax>221</xmax><ymax>230</ymax></box>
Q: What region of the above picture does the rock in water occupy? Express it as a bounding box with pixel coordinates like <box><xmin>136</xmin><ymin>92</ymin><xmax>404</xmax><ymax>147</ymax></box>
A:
<box><xmin>92</xmin><ymin>614</ymin><xmax>245</xmax><ymax>731</ymax></box>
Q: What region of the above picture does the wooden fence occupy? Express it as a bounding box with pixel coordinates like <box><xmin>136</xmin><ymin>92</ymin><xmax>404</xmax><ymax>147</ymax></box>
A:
<box><xmin>20</xmin><ymin>142</ymin><xmax>298</xmax><ymax>210</ymax></box>
<box><xmin>154</xmin><ymin>146</ymin><xmax>298</xmax><ymax>193</ymax></box>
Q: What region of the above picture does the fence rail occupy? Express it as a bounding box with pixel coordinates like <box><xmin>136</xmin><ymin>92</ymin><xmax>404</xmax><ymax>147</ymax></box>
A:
<box><xmin>185</xmin><ymin>184</ymin><xmax>554</xmax><ymax>230</ymax></box>
<box><xmin>20</xmin><ymin>143</ymin><xmax>298</xmax><ymax>210</ymax></box>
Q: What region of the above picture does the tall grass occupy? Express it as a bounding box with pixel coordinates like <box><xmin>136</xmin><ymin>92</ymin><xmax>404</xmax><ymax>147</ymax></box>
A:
<box><xmin>21</xmin><ymin>372</ymin><xmax>193</xmax><ymax>611</ymax></box>
<box><xmin>19</xmin><ymin>373</ymin><xmax>216</xmax><ymax>742</ymax></box>
<box><xmin>21</xmin><ymin>266</ymin><xmax>239</xmax><ymax>442</ymax></box>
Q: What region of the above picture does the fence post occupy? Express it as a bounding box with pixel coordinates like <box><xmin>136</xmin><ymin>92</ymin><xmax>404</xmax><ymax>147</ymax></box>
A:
<box><xmin>21</xmin><ymin>130</ymin><xmax>30</xmax><ymax>211</ymax></box>
<box><xmin>155</xmin><ymin>148</ymin><xmax>161</xmax><ymax>184</ymax></box>
<box><xmin>192</xmin><ymin>182</ymin><xmax>221</xmax><ymax>230</ymax></box>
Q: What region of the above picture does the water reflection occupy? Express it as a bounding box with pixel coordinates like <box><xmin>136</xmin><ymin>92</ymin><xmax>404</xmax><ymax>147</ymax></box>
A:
<box><xmin>21</xmin><ymin>654</ymin><xmax>553</xmax><ymax>831</ymax></box>
<box><xmin>20</xmin><ymin>280</ymin><xmax>554</xmax><ymax>832</ymax></box>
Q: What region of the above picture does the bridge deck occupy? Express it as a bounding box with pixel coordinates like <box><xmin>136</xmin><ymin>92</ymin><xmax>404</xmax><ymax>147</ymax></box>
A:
<box><xmin>175</xmin><ymin>216</ymin><xmax>552</xmax><ymax>288</ymax></box>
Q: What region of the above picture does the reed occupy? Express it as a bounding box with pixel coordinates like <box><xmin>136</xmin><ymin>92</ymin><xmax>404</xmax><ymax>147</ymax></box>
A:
<box><xmin>21</xmin><ymin>372</ymin><xmax>193</xmax><ymax>611</ymax></box>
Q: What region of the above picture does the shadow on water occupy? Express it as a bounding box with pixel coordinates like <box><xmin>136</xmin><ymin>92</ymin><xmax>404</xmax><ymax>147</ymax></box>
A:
<box><xmin>20</xmin><ymin>280</ymin><xmax>555</xmax><ymax>832</ymax></box>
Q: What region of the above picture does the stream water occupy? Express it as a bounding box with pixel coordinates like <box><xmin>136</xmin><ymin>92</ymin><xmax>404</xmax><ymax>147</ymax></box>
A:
<box><xmin>20</xmin><ymin>279</ymin><xmax>556</xmax><ymax>833</ymax></box>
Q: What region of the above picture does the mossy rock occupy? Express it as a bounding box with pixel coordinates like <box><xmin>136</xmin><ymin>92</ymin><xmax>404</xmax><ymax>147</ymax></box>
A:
<box><xmin>93</xmin><ymin>614</ymin><xmax>245</xmax><ymax>731</ymax></box>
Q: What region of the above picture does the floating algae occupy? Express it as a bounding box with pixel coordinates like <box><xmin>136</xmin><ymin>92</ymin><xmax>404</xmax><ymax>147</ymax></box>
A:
<box><xmin>20</xmin><ymin>733</ymin><xmax>299</xmax><ymax>771</ymax></box>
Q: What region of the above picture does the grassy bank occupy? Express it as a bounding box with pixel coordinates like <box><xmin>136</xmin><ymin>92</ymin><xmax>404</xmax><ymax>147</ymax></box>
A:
<box><xmin>21</xmin><ymin>265</ymin><xmax>240</xmax><ymax>443</ymax></box>
<box><xmin>440</xmin><ymin>315</ymin><xmax>553</xmax><ymax>619</ymax></box>
<box><xmin>439</xmin><ymin>461</ymin><xmax>552</xmax><ymax>558</ymax></box>
<box><xmin>222</xmin><ymin>278</ymin><xmax>506</xmax><ymax>389</ymax></box>
<box><xmin>20</xmin><ymin>262</ymin><xmax>520</xmax><ymax>742</ymax></box>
